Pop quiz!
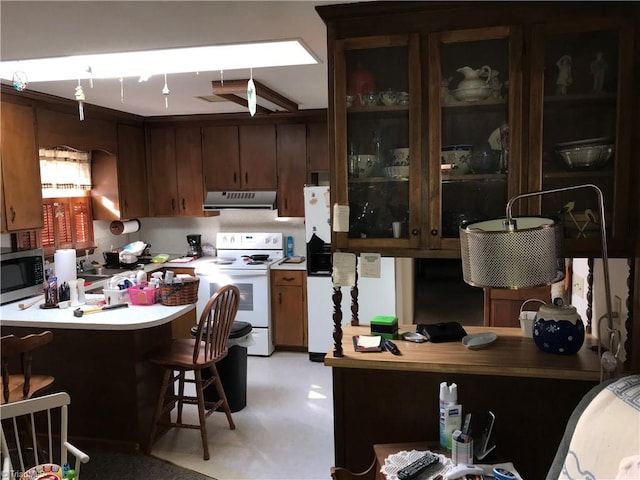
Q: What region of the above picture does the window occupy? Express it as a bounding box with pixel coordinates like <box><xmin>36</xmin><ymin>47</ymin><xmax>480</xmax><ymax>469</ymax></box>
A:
<box><xmin>15</xmin><ymin>147</ymin><xmax>95</xmax><ymax>256</ymax></box>
<box><xmin>16</xmin><ymin>197</ymin><xmax>95</xmax><ymax>256</ymax></box>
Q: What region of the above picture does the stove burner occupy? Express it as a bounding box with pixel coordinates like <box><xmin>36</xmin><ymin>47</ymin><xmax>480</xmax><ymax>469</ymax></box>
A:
<box><xmin>246</xmin><ymin>261</ymin><xmax>264</xmax><ymax>265</ymax></box>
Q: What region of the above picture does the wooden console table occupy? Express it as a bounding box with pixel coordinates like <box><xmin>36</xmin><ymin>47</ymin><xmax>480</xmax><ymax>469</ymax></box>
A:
<box><xmin>326</xmin><ymin>324</ymin><xmax>608</xmax><ymax>480</ymax></box>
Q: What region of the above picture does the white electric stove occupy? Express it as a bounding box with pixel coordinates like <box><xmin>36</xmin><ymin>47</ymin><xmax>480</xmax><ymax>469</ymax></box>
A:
<box><xmin>194</xmin><ymin>232</ymin><xmax>284</xmax><ymax>356</ymax></box>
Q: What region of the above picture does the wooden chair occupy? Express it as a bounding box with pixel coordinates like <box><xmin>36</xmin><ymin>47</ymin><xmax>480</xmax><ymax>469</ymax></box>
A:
<box><xmin>147</xmin><ymin>284</ymin><xmax>240</xmax><ymax>460</ymax></box>
<box><xmin>1</xmin><ymin>331</ymin><xmax>54</xmax><ymax>404</ymax></box>
<box><xmin>1</xmin><ymin>392</ymin><xmax>90</xmax><ymax>479</ymax></box>
<box><xmin>331</xmin><ymin>458</ymin><xmax>377</xmax><ymax>480</ymax></box>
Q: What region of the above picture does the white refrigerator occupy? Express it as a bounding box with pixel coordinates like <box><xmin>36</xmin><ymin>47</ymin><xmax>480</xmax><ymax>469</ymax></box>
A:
<box><xmin>304</xmin><ymin>186</ymin><xmax>396</xmax><ymax>361</ymax></box>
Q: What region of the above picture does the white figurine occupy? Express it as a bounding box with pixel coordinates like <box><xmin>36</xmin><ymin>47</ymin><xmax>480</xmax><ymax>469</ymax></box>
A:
<box><xmin>590</xmin><ymin>50</ymin><xmax>608</xmax><ymax>92</ymax></box>
<box><xmin>555</xmin><ymin>54</ymin><xmax>572</xmax><ymax>95</ymax></box>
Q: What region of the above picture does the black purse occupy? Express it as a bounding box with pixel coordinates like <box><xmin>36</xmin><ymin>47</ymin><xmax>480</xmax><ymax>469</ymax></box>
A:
<box><xmin>417</xmin><ymin>322</ymin><xmax>467</xmax><ymax>343</ymax></box>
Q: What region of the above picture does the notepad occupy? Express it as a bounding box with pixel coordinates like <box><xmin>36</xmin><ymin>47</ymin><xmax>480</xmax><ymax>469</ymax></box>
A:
<box><xmin>352</xmin><ymin>335</ymin><xmax>383</xmax><ymax>352</ymax></box>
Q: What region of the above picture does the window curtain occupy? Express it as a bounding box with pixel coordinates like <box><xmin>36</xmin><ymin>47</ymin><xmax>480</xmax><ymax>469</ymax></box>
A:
<box><xmin>39</xmin><ymin>147</ymin><xmax>91</xmax><ymax>195</ymax></box>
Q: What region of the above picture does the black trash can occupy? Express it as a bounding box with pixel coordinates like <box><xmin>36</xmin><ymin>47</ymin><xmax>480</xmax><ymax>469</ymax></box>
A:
<box><xmin>191</xmin><ymin>321</ymin><xmax>252</xmax><ymax>412</ymax></box>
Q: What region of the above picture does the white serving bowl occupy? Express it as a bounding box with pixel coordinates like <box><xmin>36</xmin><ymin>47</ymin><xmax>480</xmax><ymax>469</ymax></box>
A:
<box><xmin>555</xmin><ymin>143</ymin><xmax>614</xmax><ymax>170</ymax></box>
<box><xmin>392</xmin><ymin>148</ymin><xmax>410</xmax><ymax>166</ymax></box>
<box><xmin>451</xmin><ymin>86</ymin><xmax>492</xmax><ymax>102</ymax></box>
<box><xmin>441</xmin><ymin>145</ymin><xmax>473</xmax><ymax>174</ymax></box>
<box><xmin>383</xmin><ymin>166</ymin><xmax>410</xmax><ymax>178</ymax></box>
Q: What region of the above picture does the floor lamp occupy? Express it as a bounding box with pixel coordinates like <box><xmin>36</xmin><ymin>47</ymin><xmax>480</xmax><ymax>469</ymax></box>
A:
<box><xmin>459</xmin><ymin>184</ymin><xmax>618</xmax><ymax>381</ymax></box>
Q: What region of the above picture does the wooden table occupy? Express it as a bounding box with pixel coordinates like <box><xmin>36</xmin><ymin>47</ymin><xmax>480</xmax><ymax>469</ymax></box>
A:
<box><xmin>326</xmin><ymin>324</ymin><xmax>606</xmax><ymax>480</ymax></box>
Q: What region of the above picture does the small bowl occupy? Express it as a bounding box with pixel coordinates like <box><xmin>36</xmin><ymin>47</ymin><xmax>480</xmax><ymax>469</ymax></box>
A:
<box><xmin>441</xmin><ymin>145</ymin><xmax>473</xmax><ymax>174</ymax></box>
<box><xmin>361</xmin><ymin>92</ymin><xmax>379</xmax><ymax>107</ymax></box>
<box><xmin>555</xmin><ymin>143</ymin><xmax>614</xmax><ymax>170</ymax></box>
<box><xmin>381</xmin><ymin>91</ymin><xmax>398</xmax><ymax>106</ymax></box>
<box><xmin>346</xmin><ymin>95</ymin><xmax>354</xmax><ymax>108</ymax></box>
<box><xmin>397</xmin><ymin>92</ymin><xmax>409</xmax><ymax>106</ymax></box>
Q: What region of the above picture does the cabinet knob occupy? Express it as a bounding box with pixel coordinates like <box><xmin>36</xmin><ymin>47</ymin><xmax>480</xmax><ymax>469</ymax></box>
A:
<box><xmin>182</xmin><ymin>198</ymin><xmax>186</xmax><ymax>210</ymax></box>
<box><xmin>171</xmin><ymin>198</ymin><xmax>176</xmax><ymax>211</ymax></box>
<box><xmin>10</xmin><ymin>206</ymin><xmax>15</xmax><ymax>223</ymax></box>
<box><xmin>430</xmin><ymin>229</ymin><xmax>438</xmax><ymax>236</ymax></box>
<box><xmin>245</xmin><ymin>172</ymin><xmax>249</xmax><ymax>184</ymax></box>
<box><xmin>278</xmin><ymin>292</ymin><xmax>282</xmax><ymax>305</ymax></box>
<box><xmin>411</xmin><ymin>228</ymin><xmax>420</xmax><ymax>236</ymax></box>
<box><xmin>233</xmin><ymin>172</ymin><xmax>238</xmax><ymax>184</ymax></box>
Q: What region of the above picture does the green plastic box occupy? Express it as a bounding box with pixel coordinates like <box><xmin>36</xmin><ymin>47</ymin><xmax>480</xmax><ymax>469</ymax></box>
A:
<box><xmin>370</xmin><ymin>315</ymin><xmax>398</xmax><ymax>340</ymax></box>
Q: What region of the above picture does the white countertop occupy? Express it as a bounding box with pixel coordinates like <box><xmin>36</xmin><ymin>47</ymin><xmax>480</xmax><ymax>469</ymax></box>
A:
<box><xmin>271</xmin><ymin>258</ymin><xmax>307</xmax><ymax>271</ymax></box>
<box><xmin>0</xmin><ymin>294</ymin><xmax>194</xmax><ymax>331</ymax></box>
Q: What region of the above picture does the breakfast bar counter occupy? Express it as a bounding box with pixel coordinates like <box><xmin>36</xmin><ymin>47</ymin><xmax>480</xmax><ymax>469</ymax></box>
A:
<box><xmin>327</xmin><ymin>324</ymin><xmax>605</xmax><ymax>480</ymax></box>
<box><xmin>0</xmin><ymin>296</ymin><xmax>196</xmax><ymax>452</ymax></box>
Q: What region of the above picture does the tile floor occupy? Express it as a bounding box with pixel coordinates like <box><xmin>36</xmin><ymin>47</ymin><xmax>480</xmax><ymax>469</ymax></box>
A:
<box><xmin>151</xmin><ymin>351</ymin><xmax>334</xmax><ymax>480</ymax></box>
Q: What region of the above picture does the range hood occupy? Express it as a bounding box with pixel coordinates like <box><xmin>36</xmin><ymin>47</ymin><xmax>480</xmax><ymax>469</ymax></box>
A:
<box><xmin>202</xmin><ymin>191</ymin><xmax>277</xmax><ymax>210</ymax></box>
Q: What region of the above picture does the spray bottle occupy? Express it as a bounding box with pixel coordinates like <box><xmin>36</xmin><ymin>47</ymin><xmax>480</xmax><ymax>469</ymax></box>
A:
<box><xmin>439</xmin><ymin>382</ymin><xmax>459</xmax><ymax>450</ymax></box>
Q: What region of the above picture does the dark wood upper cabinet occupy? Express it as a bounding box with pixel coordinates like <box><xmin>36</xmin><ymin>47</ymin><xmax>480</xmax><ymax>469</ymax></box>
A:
<box><xmin>0</xmin><ymin>101</ymin><xmax>44</xmax><ymax>232</ymax></box>
<box><xmin>307</xmin><ymin>122</ymin><xmax>329</xmax><ymax>174</ymax></box>
<box><xmin>92</xmin><ymin>123</ymin><xmax>149</xmax><ymax>220</ymax></box>
<box><xmin>317</xmin><ymin>2</ymin><xmax>638</xmax><ymax>259</ymax></box>
<box><xmin>277</xmin><ymin>124</ymin><xmax>307</xmax><ymax>217</ymax></box>
<box><xmin>202</xmin><ymin>125</ymin><xmax>241</xmax><ymax>191</ymax></box>
<box><xmin>239</xmin><ymin>124</ymin><xmax>277</xmax><ymax>190</ymax></box>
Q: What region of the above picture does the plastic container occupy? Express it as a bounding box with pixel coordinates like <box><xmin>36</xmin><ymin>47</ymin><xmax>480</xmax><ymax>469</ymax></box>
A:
<box><xmin>103</xmin><ymin>287</ymin><xmax>129</xmax><ymax>306</ymax></box>
<box><xmin>127</xmin><ymin>283</ymin><xmax>160</xmax><ymax>305</ymax></box>
<box><xmin>191</xmin><ymin>321</ymin><xmax>252</xmax><ymax>412</ymax></box>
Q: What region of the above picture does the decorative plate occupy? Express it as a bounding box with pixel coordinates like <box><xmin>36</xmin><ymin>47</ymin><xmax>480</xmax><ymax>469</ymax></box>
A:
<box><xmin>462</xmin><ymin>332</ymin><xmax>497</xmax><ymax>349</ymax></box>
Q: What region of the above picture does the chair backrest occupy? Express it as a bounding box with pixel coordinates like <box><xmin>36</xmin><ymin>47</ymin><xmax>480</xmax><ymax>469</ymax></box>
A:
<box><xmin>192</xmin><ymin>284</ymin><xmax>240</xmax><ymax>365</ymax></box>
<box><xmin>1</xmin><ymin>331</ymin><xmax>54</xmax><ymax>403</ymax></box>
<box><xmin>1</xmin><ymin>391</ymin><xmax>88</xmax><ymax>478</ymax></box>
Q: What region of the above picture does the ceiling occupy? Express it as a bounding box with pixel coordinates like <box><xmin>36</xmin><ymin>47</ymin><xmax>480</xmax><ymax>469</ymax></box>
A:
<box><xmin>0</xmin><ymin>1</ymin><xmax>353</xmax><ymax>118</ymax></box>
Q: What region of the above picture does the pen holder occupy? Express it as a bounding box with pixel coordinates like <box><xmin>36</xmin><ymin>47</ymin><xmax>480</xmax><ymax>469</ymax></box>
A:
<box><xmin>452</xmin><ymin>438</ymin><xmax>474</xmax><ymax>465</ymax></box>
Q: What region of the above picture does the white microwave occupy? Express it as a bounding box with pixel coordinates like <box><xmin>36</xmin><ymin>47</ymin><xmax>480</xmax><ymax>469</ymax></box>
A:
<box><xmin>0</xmin><ymin>248</ymin><xmax>45</xmax><ymax>305</ymax></box>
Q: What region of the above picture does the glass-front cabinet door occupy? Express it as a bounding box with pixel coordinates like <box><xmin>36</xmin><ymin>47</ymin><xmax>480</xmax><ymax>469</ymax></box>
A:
<box><xmin>528</xmin><ymin>19</ymin><xmax>634</xmax><ymax>254</ymax></box>
<box><xmin>333</xmin><ymin>34</ymin><xmax>421</xmax><ymax>251</ymax></box>
<box><xmin>426</xmin><ymin>26</ymin><xmax>522</xmax><ymax>251</ymax></box>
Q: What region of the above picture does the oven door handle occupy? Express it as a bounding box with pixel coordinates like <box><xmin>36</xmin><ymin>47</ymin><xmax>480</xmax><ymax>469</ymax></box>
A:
<box><xmin>196</xmin><ymin>270</ymin><xmax>268</xmax><ymax>278</ymax></box>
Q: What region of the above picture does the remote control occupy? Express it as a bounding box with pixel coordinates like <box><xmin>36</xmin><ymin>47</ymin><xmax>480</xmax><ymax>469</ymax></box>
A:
<box><xmin>397</xmin><ymin>452</ymin><xmax>440</xmax><ymax>480</ymax></box>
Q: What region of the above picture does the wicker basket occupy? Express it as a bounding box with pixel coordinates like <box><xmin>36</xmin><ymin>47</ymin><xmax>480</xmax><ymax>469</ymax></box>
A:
<box><xmin>160</xmin><ymin>277</ymin><xmax>199</xmax><ymax>306</ymax></box>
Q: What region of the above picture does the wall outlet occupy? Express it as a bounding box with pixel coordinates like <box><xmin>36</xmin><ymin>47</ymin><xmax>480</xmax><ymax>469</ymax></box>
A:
<box><xmin>572</xmin><ymin>274</ymin><xmax>584</xmax><ymax>298</ymax></box>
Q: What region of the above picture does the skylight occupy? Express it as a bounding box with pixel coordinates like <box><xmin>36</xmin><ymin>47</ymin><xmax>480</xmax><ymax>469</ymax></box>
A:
<box><xmin>0</xmin><ymin>39</ymin><xmax>318</xmax><ymax>83</ymax></box>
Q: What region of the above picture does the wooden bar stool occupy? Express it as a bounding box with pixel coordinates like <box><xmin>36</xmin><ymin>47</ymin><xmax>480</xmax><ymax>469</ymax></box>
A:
<box><xmin>147</xmin><ymin>284</ymin><xmax>240</xmax><ymax>460</ymax></box>
<box><xmin>1</xmin><ymin>331</ymin><xmax>54</xmax><ymax>404</ymax></box>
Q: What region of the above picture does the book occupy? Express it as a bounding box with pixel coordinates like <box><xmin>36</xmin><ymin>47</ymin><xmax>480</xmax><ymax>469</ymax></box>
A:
<box><xmin>352</xmin><ymin>335</ymin><xmax>384</xmax><ymax>352</ymax></box>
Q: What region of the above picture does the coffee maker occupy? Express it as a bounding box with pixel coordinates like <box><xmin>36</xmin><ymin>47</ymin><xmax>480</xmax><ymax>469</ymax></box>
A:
<box><xmin>186</xmin><ymin>234</ymin><xmax>203</xmax><ymax>257</ymax></box>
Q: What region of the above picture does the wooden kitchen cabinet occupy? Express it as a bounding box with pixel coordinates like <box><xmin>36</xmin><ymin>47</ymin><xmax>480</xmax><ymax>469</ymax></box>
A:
<box><xmin>318</xmin><ymin>2</ymin><xmax>637</xmax><ymax>259</ymax></box>
<box><xmin>307</xmin><ymin>121</ymin><xmax>329</xmax><ymax>174</ymax></box>
<box><xmin>0</xmin><ymin>101</ymin><xmax>44</xmax><ymax>232</ymax></box>
<box><xmin>92</xmin><ymin>123</ymin><xmax>149</xmax><ymax>220</ymax></box>
<box><xmin>484</xmin><ymin>286</ymin><xmax>551</xmax><ymax>327</ymax></box>
<box><xmin>147</xmin><ymin>126</ymin><xmax>205</xmax><ymax>217</ymax></box>
<box><xmin>276</xmin><ymin>123</ymin><xmax>307</xmax><ymax>217</ymax></box>
<box><xmin>37</xmin><ymin>107</ymin><xmax>118</xmax><ymax>154</ymax></box>
<box><xmin>271</xmin><ymin>269</ymin><xmax>307</xmax><ymax>349</ymax></box>
<box><xmin>202</xmin><ymin>124</ymin><xmax>277</xmax><ymax>191</ymax></box>
<box><xmin>239</xmin><ymin>125</ymin><xmax>277</xmax><ymax>190</ymax></box>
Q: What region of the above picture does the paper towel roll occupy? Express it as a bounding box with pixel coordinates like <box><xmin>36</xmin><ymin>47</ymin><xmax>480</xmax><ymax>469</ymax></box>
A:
<box><xmin>110</xmin><ymin>219</ymin><xmax>140</xmax><ymax>235</ymax></box>
<box><xmin>54</xmin><ymin>249</ymin><xmax>77</xmax><ymax>285</ymax></box>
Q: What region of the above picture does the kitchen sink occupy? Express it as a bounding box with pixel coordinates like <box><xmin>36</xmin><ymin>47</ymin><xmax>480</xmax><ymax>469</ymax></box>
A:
<box><xmin>79</xmin><ymin>275</ymin><xmax>111</xmax><ymax>283</ymax></box>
